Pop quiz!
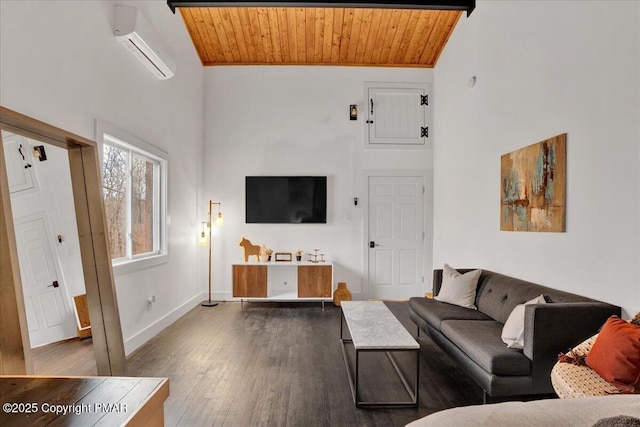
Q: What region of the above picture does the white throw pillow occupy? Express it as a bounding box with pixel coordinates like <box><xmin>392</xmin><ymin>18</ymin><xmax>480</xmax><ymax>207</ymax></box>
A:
<box><xmin>434</xmin><ymin>264</ymin><xmax>482</xmax><ymax>310</ymax></box>
<box><xmin>501</xmin><ymin>294</ymin><xmax>547</xmax><ymax>349</ymax></box>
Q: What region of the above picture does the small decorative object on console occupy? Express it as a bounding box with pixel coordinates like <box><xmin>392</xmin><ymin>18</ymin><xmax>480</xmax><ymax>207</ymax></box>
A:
<box><xmin>259</xmin><ymin>245</ymin><xmax>269</xmax><ymax>262</ymax></box>
<box><xmin>239</xmin><ymin>237</ymin><xmax>261</xmax><ymax>262</ymax></box>
<box><xmin>333</xmin><ymin>282</ymin><xmax>352</xmax><ymax>306</ymax></box>
<box><xmin>259</xmin><ymin>245</ymin><xmax>273</xmax><ymax>262</ymax></box>
<box><xmin>308</xmin><ymin>248</ymin><xmax>326</xmax><ymax>263</ymax></box>
<box><xmin>296</xmin><ymin>249</ymin><xmax>303</xmax><ymax>261</ymax></box>
<box><xmin>275</xmin><ymin>252</ymin><xmax>292</xmax><ymax>262</ymax></box>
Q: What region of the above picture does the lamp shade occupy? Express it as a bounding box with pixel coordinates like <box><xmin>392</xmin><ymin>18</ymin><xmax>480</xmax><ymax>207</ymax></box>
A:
<box><xmin>216</xmin><ymin>212</ymin><xmax>224</xmax><ymax>227</ymax></box>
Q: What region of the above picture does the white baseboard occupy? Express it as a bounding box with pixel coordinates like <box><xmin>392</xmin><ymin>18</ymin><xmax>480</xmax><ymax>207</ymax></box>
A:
<box><xmin>212</xmin><ymin>291</ymin><xmax>233</xmax><ymax>302</ymax></box>
<box><xmin>124</xmin><ymin>293</ymin><xmax>203</xmax><ymax>355</ymax></box>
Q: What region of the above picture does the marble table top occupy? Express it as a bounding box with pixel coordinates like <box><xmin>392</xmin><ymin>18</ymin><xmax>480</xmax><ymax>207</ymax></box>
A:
<box><xmin>341</xmin><ymin>301</ymin><xmax>419</xmax><ymax>350</ymax></box>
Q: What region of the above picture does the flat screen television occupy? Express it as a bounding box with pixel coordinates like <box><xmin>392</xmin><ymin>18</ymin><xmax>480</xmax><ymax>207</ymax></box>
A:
<box><xmin>246</xmin><ymin>176</ymin><xmax>327</xmax><ymax>224</ymax></box>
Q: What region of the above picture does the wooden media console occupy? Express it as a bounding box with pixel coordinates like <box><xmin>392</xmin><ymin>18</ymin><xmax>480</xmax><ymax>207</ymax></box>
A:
<box><xmin>232</xmin><ymin>261</ymin><xmax>333</xmax><ymax>309</ymax></box>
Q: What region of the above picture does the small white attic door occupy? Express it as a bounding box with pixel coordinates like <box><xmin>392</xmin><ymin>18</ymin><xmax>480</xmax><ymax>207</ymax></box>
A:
<box><xmin>364</xmin><ymin>82</ymin><xmax>431</xmax><ymax>148</ymax></box>
<box><xmin>2</xmin><ymin>132</ymin><xmax>39</xmax><ymax>194</ymax></box>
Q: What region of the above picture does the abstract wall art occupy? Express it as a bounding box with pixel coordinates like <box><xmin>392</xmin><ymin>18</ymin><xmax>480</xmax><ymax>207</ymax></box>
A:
<box><xmin>500</xmin><ymin>133</ymin><xmax>566</xmax><ymax>232</ymax></box>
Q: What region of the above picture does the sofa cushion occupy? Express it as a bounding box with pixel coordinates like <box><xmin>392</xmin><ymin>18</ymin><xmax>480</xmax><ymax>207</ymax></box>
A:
<box><xmin>434</xmin><ymin>264</ymin><xmax>482</xmax><ymax>309</ymax></box>
<box><xmin>440</xmin><ymin>320</ymin><xmax>531</xmax><ymax>375</ymax></box>
<box><xmin>409</xmin><ymin>297</ymin><xmax>492</xmax><ymax>331</ymax></box>
<box><xmin>474</xmin><ymin>271</ymin><xmax>597</xmax><ymax>324</ymax></box>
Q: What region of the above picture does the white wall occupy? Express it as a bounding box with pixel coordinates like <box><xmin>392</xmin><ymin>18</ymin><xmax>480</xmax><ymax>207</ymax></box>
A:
<box><xmin>434</xmin><ymin>0</ymin><xmax>640</xmax><ymax>317</ymax></box>
<box><xmin>0</xmin><ymin>0</ymin><xmax>205</xmax><ymax>353</ymax></box>
<box><xmin>203</xmin><ymin>66</ymin><xmax>433</xmax><ymax>299</ymax></box>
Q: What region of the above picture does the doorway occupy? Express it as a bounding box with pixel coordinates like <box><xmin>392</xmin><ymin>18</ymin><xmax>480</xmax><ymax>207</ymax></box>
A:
<box><xmin>0</xmin><ymin>106</ymin><xmax>126</xmax><ymax>376</ymax></box>
<box><xmin>366</xmin><ymin>172</ymin><xmax>432</xmax><ymax>299</ymax></box>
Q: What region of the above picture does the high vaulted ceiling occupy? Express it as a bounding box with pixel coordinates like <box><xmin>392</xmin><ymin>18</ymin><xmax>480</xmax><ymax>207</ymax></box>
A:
<box><xmin>179</xmin><ymin>7</ymin><xmax>462</xmax><ymax>67</ymax></box>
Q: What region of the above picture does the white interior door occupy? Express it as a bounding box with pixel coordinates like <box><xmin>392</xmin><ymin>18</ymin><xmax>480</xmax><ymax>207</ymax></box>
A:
<box><xmin>14</xmin><ymin>214</ymin><xmax>76</xmax><ymax>347</ymax></box>
<box><xmin>368</xmin><ymin>175</ymin><xmax>425</xmax><ymax>299</ymax></box>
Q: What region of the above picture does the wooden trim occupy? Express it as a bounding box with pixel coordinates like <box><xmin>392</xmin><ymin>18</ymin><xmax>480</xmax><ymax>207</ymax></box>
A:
<box><xmin>68</xmin><ymin>146</ymin><xmax>127</xmax><ymax>375</ymax></box>
<box><xmin>200</xmin><ymin>60</ymin><xmax>436</xmax><ymax>68</ymax></box>
<box><xmin>122</xmin><ymin>377</ymin><xmax>170</xmax><ymax>427</ymax></box>
<box><xmin>0</xmin><ymin>107</ymin><xmax>95</xmax><ymax>149</ymax></box>
<box><xmin>0</xmin><ymin>106</ymin><xmax>127</xmax><ymax>376</ymax></box>
<box><xmin>0</xmin><ymin>131</ymin><xmax>32</xmax><ymax>374</ymax></box>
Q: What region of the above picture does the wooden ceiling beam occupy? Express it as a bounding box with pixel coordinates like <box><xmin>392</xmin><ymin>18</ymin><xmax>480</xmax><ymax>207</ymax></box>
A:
<box><xmin>168</xmin><ymin>1</ymin><xmax>475</xmax><ymax>17</ymax></box>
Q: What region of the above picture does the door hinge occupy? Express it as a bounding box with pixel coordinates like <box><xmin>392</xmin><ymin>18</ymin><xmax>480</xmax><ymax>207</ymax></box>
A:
<box><xmin>421</xmin><ymin>127</ymin><xmax>429</xmax><ymax>138</ymax></box>
<box><xmin>421</xmin><ymin>94</ymin><xmax>429</xmax><ymax>106</ymax></box>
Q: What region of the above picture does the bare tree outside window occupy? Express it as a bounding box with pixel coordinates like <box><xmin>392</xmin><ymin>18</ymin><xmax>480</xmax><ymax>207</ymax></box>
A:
<box><xmin>103</xmin><ymin>144</ymin><xmax>127</xmax><ymax>259</ymax></box>
<box><xmin>131</xmin><ymin>154</ymin><xmax>156</xmax><ymax>255</ymax></box>
<box><xmin>102</xmin><ymin>140</ymin><xmax>160</xmax><ymax>262</ymax></box>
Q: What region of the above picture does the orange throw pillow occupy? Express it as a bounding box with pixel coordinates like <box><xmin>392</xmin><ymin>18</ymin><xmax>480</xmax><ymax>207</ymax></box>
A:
<box><xmin>586</xmin><ymin>316</ymin><xmax>640</xmax><ymax>392</ymax></box>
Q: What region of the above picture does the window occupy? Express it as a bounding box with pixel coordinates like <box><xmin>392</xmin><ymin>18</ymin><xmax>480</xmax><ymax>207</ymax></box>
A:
<box><xmin>97</xmin><ymin>121</ymin><xmax>167</xmax><ymax>272</ymax></box>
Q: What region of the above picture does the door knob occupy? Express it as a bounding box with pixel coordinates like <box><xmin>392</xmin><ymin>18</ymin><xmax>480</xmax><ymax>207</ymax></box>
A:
<box><xmin>48</xmin><ymin>281</ymin><xmax>59</xmax><ymax>288</ymax></box>
<box><xmin>369</xmin><ymin>241</ymin><xmax>380</xmax><ymax>248</ymax></box>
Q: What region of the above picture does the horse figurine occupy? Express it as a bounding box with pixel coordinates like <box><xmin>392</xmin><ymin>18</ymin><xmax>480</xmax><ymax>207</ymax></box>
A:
<box><xmin>239</xmin><ymin>237</ymin><xmax>261</xmax><ymax>262</ymax></box>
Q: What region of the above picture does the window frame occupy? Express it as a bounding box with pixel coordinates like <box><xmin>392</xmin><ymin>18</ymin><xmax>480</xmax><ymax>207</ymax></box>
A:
<box><xmin>96</xmin><ymin>120</ymin><xmax>168</xmax><ymax>275</ymax></box>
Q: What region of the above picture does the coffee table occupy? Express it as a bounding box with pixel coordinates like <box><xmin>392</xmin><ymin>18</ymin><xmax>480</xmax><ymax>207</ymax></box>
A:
<box><xmin>340</xmin><ymin>301</ymin><xmax>420</xmax><ymax>408</ymax></box>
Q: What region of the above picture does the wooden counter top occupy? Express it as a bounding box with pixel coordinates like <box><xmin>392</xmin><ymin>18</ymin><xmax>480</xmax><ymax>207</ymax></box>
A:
<box><xmin>0</xmin><ymin>375</ymin><xmax>169</xmax><ymax>426</ymax></box>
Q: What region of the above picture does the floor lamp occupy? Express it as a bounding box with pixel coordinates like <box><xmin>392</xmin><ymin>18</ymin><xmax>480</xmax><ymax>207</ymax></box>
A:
<box><xmin>200</xmin><ymin>200</ymin><xmax>223</xmax><ymax>307</ymax></box>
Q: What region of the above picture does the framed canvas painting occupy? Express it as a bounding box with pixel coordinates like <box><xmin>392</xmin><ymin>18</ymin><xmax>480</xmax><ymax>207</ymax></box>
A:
<box><xmin>501</xmin><ymin>134</ymin><xmax>566</xmax><ymax>232</ymax></box>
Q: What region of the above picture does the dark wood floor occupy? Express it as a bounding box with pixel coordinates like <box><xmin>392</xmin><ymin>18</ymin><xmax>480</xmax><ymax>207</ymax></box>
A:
<box><xmin>33</xmin><ymin>301</ymin><xmax>485</xmax><ymax>426</ymax></box>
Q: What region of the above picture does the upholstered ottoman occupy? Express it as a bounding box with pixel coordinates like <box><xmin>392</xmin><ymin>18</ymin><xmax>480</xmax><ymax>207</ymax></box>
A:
<box><xmin>551</xmin><ymin>334</ymin><xmax>620</xmax><ymax>398</ymax></box>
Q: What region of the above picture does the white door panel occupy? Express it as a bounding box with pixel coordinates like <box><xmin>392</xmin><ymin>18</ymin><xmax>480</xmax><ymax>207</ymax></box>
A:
<box><xmin>15</xmin><ymin>215</ymin><xmax>76</xmax><ymax>347</ymax></box>
<box><xmin>25</xmin><ymin>297</ymin><xmax>39</xmax><ymax>333</ymax></box>
<box><xmin>400</xmin><ymin>203</ymin><xmax>417</xmax><ymax>238</ymax></box>
<box><xmin>368</xmin><ymin>176</ymin><xmax>425</xmax><ymax>299</ymax></box>
<box><xmin>375</xmin><ymin>250</ymin><xmax>393</xmax><ymax>287</ymax></box>
<box><xmin>375</xmin><ymin>203</ymin><xmax>393</xmax><ymax>237</ymax></box>
<box><xmin>399</xmin><ymin>250</ymin><xmax>417</xmax><ymax>286</ymax></box>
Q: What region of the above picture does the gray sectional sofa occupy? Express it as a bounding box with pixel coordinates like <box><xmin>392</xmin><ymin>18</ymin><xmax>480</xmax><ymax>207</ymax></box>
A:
<box><xmin>409</xmin><ymin>269</ymin><xmax>621</xmax><ymax>399</ymax></box>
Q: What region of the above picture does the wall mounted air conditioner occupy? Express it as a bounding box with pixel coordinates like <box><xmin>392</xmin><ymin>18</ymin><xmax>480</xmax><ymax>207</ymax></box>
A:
<box><xmin>114</xmin><ymin>6</ymin><xmax>176</xmax><ymax>80</ymax></box>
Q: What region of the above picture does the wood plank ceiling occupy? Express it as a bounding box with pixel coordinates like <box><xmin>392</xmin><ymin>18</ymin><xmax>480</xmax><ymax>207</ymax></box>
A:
<box><xmin>180</xmin><ymin>7</ymin><xmax>462</xmax><ymax>67</ymax></box>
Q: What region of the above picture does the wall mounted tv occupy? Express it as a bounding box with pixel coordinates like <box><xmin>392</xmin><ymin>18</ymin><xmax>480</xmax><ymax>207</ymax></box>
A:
<box><xmin>246</xmin><ymin>176</ymin><xmax>327</xmax><ymax>224</ymax></box>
